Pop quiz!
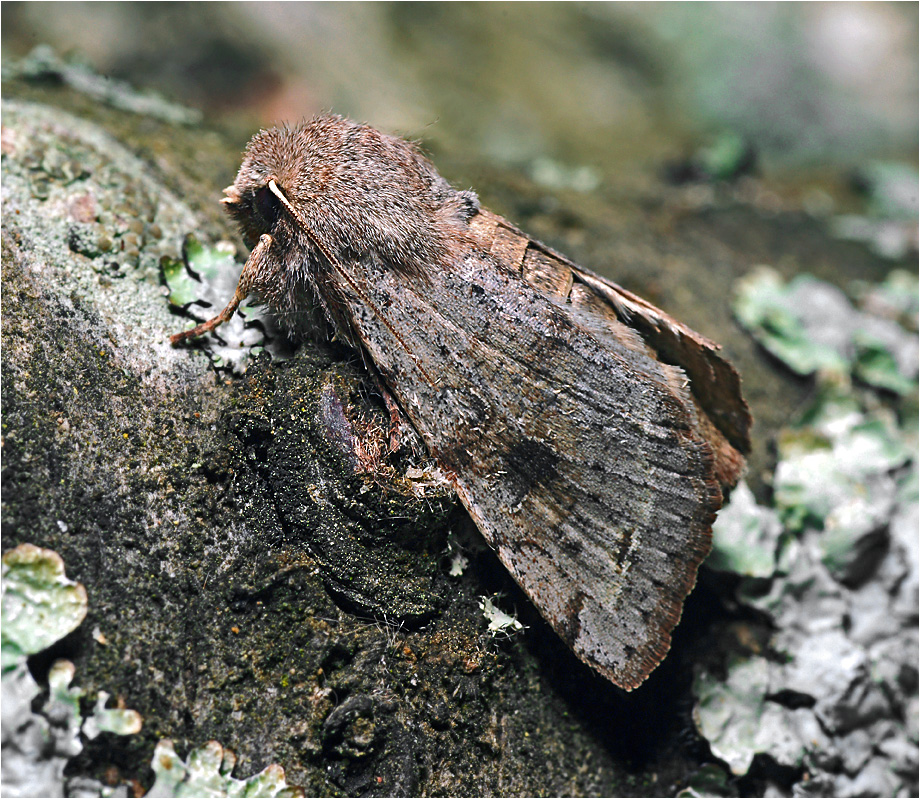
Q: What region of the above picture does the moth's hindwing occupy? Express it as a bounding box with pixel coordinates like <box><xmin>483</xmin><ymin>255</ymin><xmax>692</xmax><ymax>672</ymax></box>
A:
<box><xmin>338</xmin><ymin>210</ymin><xmax>747</xmax><ymax>690</ymax></box>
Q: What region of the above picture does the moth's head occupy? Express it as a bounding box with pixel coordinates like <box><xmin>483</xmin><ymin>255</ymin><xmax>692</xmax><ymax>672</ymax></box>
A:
<box><xmin>220</xmin><ymin>123</ymin><xmax>315</xmax><ymax>249</ymax></box>
<box><xmin>226</xmin><ymin>115</ymin><xmax>399</xmax><ymax>244</ymax></box>
<box><xmin>221</xmin><ymin>115</ymin><xmax>476</xmax><ymax>276</ymax></box>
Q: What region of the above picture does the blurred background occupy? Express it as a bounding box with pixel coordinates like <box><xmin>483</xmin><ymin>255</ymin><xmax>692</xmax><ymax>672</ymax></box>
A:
<box><xmin>3</xmin><ymin>1</ymin><xmax>917</xmax><ymax>183</ymax></box>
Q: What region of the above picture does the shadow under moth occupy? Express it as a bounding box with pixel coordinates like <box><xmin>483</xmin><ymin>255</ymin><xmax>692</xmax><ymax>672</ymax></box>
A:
<box><xmin>171</xmin><ymin>115</ymin><xmax>751</xmax><ymax>691</ymax></box>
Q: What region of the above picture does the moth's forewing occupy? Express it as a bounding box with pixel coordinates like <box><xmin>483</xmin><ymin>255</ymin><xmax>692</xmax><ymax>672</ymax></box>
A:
<box><xmin>335</xmin><ymin>211</ymin><xmax>739</xmax><ymax>691</ymax></box>
<box><xmin>470</xmin><ymin>210</ymin><xmax>751</xmax><ymax>491</ymax></box>
<box><xmin>572</xmin><ymin>269</ymin><xmax>751</xmax><ymax>453</ymax></box>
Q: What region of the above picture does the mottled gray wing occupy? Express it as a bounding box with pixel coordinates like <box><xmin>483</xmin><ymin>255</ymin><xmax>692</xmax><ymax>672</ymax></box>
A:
<box><xmin>338</xmin><ymin>210</ymin><xmax>740</xmax><ymax>690</ymax></box>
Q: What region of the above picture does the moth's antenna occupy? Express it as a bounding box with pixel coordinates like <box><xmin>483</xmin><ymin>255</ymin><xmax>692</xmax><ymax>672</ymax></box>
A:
<box><xmin>266</xmin><ymin>179</ymin><xmax>437</xmax><ymax>387</ymax></box>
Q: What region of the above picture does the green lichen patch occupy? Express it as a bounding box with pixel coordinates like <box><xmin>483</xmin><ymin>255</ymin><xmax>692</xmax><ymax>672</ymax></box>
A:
<box><xmin>1</xmin><ymin>543</ymin><xmax>88</xmax><ymax>671</ymax></box>
<box><xmin>83</xmin><ymin>690</ymin><xmax>144</xmax><ymax>739</ymax></box>
<box><xmin>773</xmin><ymin>384</ymin><xmax>911</xmax><ymax>538</ymax></box>
<box><xmin>148</xmin><ymin>739</ymin><xmax>303</xmax><ymax>798</ymax></box>
<box><xmin>163</xmin><ymin>234</ymin><xmax>295</xmax><ymax>374</ymax></box>
<box><xmin>733</xmin><ymin>268</ymin><xmax>918</xmax><ymax>393</ymax></box>
<box><xmin>733</xmin><ymin>270</ymin><xmax>848</xmax><ymax>377</ymax></box>
<box><xmin>162</xmin><ymin>254</ymin><xmax>207</xmax><ymax>310</ymax></box>
<box><xmin>1</xmin><ymin>540</ymin><xmax>312</xmax><ymax>798</ymax></box>
<box><xmin>709</xmin><ymin>481</ymin><xmax>782</xmax><ymax>578</ymax></box>
<box><xmin>852</xmin><ymin>331</ymin><xmax>917</xmax><ymax>395</ymax></box>
<box><xmin>831</xmin><ymin>162</ymin><xmax>919</xmax><ymax>261</ymax></box>
<box><xmin>697</xmin><ymin>131</ymin><xmax>755</xmax><ymax>182</ymax></box>
<box><xmin>853</xmin><ymin>269</ymin><xmax>919</xmax><ymax>331</ymax></box>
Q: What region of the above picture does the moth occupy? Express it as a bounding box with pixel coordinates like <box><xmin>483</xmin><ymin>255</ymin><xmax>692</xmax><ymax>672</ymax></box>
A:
<box><xmin>171</xmin><ymin>115</ymin><xmax>750</xmax><ymax>691</ymax></box>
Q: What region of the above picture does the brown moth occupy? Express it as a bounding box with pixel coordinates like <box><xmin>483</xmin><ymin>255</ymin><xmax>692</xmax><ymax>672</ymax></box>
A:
<box><xmin>171</xmin><ymin>115</ymin><xmax>750</xmax><ymax>691</ymax></box>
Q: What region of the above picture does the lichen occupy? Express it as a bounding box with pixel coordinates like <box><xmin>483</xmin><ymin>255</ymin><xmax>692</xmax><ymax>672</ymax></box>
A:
<box><xmin>162</xmin><ymin>234</ymin><xmax>294</xmax><ymax>374</ymax></box>
<box><xmin>708</xmin><ymin>481</ymin><xmax>782</xmax><ymax>578</ymax></box>
<box><xmin>1</xmin><ymin>543</ymin><xmax>88</xmax><ymax>670</ymax></box>
<box><xmin>479</xmin><ymin>595</ymin><xmax>525</xmax><ymax>637</ymax></box>
<box><xmin>147</xmin><ymin>740</ymin><xmax>303</xmax><ymax>798</ymax></box>
<box><xmin>5</xmin><ymin>56</ymin><xmax>915</xmax><ymax>796</ymax></box>
<box><xmin>733</xmin><ymin>268</ymin><xmax>917</xmax><ymax>393</ymax></box>
<box><xmin>1</xmin><ymin>97</ymin><xmax>213</xmax><ymax>388</ymax></box>
<box><xmin>698</xmin><ymin>271</ymin><xmax>918</xmax><ymax>796</ymax></box>
<box><xmin>831</xmin><ymin>162</ymin><xmax>919</xmax><ymax>261</ymax></box>
<box><xmin>1</xmin><ymin>543</ymin><xmax>304</xmax><ymax>798</ymax></box>
<box><xmin>1</xmin><ymin>544</ymin><xmax>141</xmax><ymax>798</ymax></box>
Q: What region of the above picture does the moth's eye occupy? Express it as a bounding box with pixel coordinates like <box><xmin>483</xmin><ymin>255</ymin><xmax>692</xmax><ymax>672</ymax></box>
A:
<box><xmin>254</xmin><ymin>185</ymin><xmax>281</xmax><ymax>229</ymax></box>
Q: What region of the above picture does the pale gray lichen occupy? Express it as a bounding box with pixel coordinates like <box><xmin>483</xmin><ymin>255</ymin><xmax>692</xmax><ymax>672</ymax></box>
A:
<box><xmin>698</xmin><ymin>272</ymin><xmax>918</xmax><ymax>797</ymax></box>
<box><xmin>479</xmin><ymin>596</ymin><xmax>525</xmax><ymax>637</ymax></box>
<box><xmin>1</xmin><ymin>543</ymin><xmax>88</xmax><ymax>670</ymax></box>
<box><xmin>1</xmin><ymin>544</ymin><xmax>140</xmax><ymax>798</ymax></box>
<box><xmin>448</xmin><ymin>551</ymin><xmax>469</xmax><ymax>579</ymax></box>
<box><xmin>146</xmin><ymin>739</ymin><xmax>303</xmax><ymax>798</ymax></box>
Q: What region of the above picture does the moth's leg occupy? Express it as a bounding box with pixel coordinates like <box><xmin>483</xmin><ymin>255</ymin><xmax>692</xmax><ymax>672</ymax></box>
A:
<box><xmin>170</xmin><ymin>234</ymin><xmax>273</xmax><ymax>345</ymax></box>
<box><xmin>362</xmin><ymin>365</ymin><xmax>422</xmax><ymax>456</ymax></box>
<box><xmin>370</xmin><ymin>372</ymin><xmax>408</xmax><ymax>453</ymax></box>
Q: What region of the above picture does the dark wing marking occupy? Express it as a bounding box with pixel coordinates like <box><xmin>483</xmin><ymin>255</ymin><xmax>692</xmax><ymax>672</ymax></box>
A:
<box><xmin>469</xmin><ymin>210</ymin><xmax>751</xmax><ymax>492</ymax></box>
<box><xmin>333</xmin><ymin>213</ymin><xmax>734</xmax><ymax>690</ymax></box>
